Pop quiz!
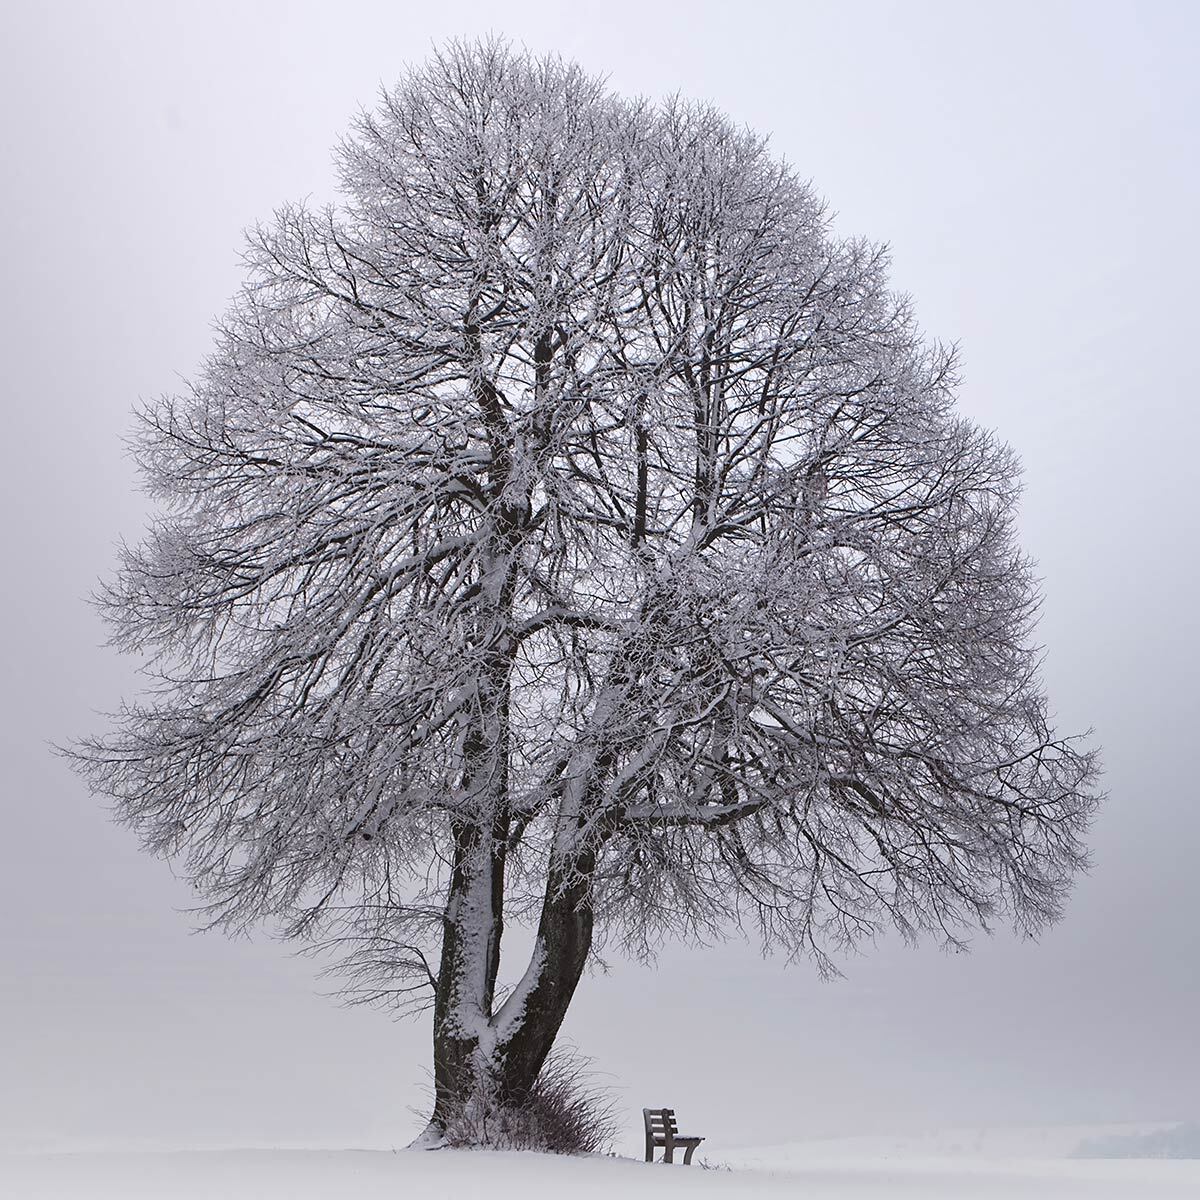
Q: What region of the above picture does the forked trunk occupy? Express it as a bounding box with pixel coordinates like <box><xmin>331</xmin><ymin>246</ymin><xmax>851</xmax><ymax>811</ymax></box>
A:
<box><xmin>426</xmin><ymin>832</ymin><xmax>597</xmax><ymax>1138</ymax></box>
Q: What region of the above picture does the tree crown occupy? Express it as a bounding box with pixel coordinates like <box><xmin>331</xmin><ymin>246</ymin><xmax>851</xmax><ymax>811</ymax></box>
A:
<box><xmin>73</xmin><ymin>38</ymin><xmax>1099</xmax><ymax>1004</ymax></box>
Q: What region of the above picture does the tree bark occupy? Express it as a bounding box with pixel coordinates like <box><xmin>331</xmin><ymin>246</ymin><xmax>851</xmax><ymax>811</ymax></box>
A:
<box><xmin>494</xmin><ymin>845</ymin><xmax>596</xmax><ymax>1103</ymax></box>
<box><xmin>427</xmin><ymin>829</ymin><xmax>597</xmax><ymax>1133</ymax></box>
<box><xmin>429</xmin><ymin>815</ymin><xmax>509</xmax><ymax>1129</ymax></box>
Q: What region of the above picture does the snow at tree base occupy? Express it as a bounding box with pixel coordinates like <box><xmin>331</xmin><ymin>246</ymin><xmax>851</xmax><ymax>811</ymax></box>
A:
<box><xmin>68</xmin><ymin>39</ymin><xmax>1099</xmax><ymax>1143</ymax></box>
<box><xmin>5</xmin><ymin>1135</ymin><xmax>1200</xmax><ymax>1200</ymax></box>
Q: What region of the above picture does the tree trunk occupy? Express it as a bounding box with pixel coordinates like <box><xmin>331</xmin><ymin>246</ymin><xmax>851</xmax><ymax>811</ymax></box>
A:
<box><xmin>429</xmin><ymin>816</ymin><xmax>509</xmax><ymax>1130</ymax></box>
<box><xmin>494</xmin><ymin>846</ymin><xmax>596</xmax><ymax>1103</ymax></box>
<box><xmin>425</xmin><ymin>661</ymin><xmax>614</xmax><ymax>1141</ymax></box>
<box><xmin>425</xmin><ymin>832</ymin><xmax>597</xmax><ymax>1138</ymax></box>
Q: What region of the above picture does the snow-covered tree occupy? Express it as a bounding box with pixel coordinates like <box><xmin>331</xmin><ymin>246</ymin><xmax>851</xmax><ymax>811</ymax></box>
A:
<box><xmin>72</xmin><ymin>39</ymin><xmax>1099</xmax><ymax>1140</ymax></box>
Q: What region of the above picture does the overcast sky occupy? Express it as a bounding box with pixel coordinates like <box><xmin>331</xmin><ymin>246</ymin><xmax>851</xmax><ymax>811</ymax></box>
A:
<box><xmin>2</xmin><ymin>0</ymin><xmax>1197</xmax><ymax>1156</ymax></box>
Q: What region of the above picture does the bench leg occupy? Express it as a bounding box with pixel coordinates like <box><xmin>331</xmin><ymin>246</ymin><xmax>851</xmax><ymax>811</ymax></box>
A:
<box><xmin>663</xmin><ymin>1143</ymin><xmax>673</xmax><ymax>1164</ymax></box>
<box><xmin>683</xmin><ymin>1144</ymin><xmax>697</xmax><ymax>1166</ymax></box>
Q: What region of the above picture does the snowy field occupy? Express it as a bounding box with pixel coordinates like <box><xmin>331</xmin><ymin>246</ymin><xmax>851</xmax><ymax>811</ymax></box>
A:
<box><xmin>3</xmin><ymin>1128</ymin><xmax>1199</xmax><ymax>1199</ymax></box>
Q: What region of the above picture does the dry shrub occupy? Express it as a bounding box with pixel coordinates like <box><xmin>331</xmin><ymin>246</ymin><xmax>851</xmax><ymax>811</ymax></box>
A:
<box><xmin>440</xmin><ymin>1049</ymin><xmax>619</xmax><ymax>1155</ymax></box>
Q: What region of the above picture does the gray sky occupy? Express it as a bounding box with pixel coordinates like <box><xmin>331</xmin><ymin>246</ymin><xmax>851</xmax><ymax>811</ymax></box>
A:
<box><xmin>2</xmin><ymin>0</ymin><xmax>1197</xmax><ymax>1156</ymax></box>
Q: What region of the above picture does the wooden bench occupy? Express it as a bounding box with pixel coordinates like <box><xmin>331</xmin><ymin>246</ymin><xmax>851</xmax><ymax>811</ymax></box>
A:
<box><xmin>643</xmin><ymin>1107</ymin><xmax>704</xmax><ymax>1165</ymax></box>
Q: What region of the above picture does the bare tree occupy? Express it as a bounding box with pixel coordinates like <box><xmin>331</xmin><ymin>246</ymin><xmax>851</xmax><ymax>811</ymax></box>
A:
<box><xmin>71</xmin><ymin>39</ymin><xmax>1099</xmax><ymax>1142</ymax></box>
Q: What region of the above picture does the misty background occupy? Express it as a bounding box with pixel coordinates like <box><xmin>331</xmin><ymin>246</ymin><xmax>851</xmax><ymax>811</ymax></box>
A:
<box><xmin>1</xmin><ymin>0</ymin><xmax>1196</xmax><ymax>1155</ymax></box>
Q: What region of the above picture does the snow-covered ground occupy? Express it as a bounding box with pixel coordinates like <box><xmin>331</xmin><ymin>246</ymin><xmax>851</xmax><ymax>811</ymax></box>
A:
<box><xmin>3</xmin><ymin>1127</ymin><xmax>1199</xmax><ymax>1200</ymax></box>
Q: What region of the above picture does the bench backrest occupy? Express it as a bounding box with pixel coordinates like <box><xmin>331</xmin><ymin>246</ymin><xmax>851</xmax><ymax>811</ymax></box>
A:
<box><xmin>643</xmin><ymin>1107</ymin><xmax>679</xmax><ymax>1146</ymax></box>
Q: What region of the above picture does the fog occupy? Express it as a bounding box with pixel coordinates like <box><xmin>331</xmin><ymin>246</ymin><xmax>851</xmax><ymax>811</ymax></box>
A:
<box><xmin>1</xmin><ymin>0</ymin><xmax>1197</xmax><ymax>1154</ymax></box>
